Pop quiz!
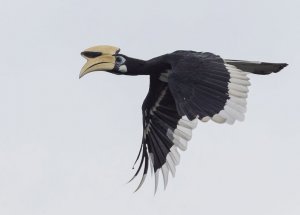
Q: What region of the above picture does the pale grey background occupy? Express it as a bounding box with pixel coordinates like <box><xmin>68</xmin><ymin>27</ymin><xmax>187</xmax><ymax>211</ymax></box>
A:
<box><xmin>0</xmin><ymin>0</ymin><xmax>299</xmax><ymax>214</ymax></box>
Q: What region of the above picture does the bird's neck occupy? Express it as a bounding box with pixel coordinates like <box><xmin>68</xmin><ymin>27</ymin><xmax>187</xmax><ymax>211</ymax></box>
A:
<box><xmin>125</xmin><ymin>57</ymin><xmax>148</xmax><ymax>75</ymax></box>
<box><xmin>126</xmin><ymin>55</ymin><xmax>170</xmax><ymax>76</ymax></box>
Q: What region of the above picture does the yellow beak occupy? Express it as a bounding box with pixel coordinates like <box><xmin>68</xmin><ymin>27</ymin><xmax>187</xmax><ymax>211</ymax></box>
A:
<box><xmin>79</xmin><ymin>45</ymin><xmax>120</xmax><ymax>78</ymax></box>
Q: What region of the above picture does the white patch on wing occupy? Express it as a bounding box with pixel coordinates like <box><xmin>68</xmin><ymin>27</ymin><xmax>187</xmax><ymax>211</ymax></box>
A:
<box><xmin>212</xmin><ymin>114</ymin><xmax>226</xmax><ymax>123</ymax></box>
<box><xmin>200</xmin><ymin>116</ymin><xmax>210</xmax><ymax>122</ymax></box>
<box><xmin>154</xmin><ymin>170</ymin><xmax>159</xmax><ymax>194</ymax></box>
<box><xmin>178</xmin><ymin>116</ymin><xmax>198</xmax><ymax>129</ymax></box>
<box><xmin>166</xmin><ymin>116</ymin><xmax>197</xmax><ymax>151</ymax></box>
<box><xmin>230</xmin><ymin>78</ymin><xmax>251</xmax><ymax>86</ymax></box>
<box><xmin>213</xmin><ymin>63</ymin><xmax>250</xmax><ymax>124</ymax></box>
<box><xmin>159</xmin><ymin>70</ymin><xmax>170</xmax><ymax>82</ymax></box>
<box><xmin>170</xmin><ymin>146</ymin><xmax>180</xmax><ymax>165</ymax></box>
<box><xmin>166</xmin><ymin>154</ymin><xmax>176</xmax><ymax>177</ymax></box>
<box><xmin>228</xmin><ymin>89</ymin><xmax>248</xmax><ymax>98</ymax></box>
<box><xmin>167</xmin><ymin>129</ymin><xmax>187</xmax><ymax>151</ymax></box>
<box><xmin>161</xmin><ymin>164</ymin><xmax>169</xmax><ymax>189</ymax></box>
<box><xmin>152</xmin><ymin>115</ymin><xmax>198</xmax><ymax>191</ymax></box>
<box><xmin>173</xmin><ymin>125</ymin><xmax>192</xmax><ymax>141</ymax></box>
<box><xmin>134</xmin><ymin>174</ymin><xmax>147</xmax><ymax>192</ymax></box>
<box><xmin>228</xmin><ymin>83</ymin><xmax>249</xmax><ymax>92</ymax></box>
<box><xmin>143</xmin><ymin>83</ymin><xmax>199</xmax><ymax>192</ymax></box>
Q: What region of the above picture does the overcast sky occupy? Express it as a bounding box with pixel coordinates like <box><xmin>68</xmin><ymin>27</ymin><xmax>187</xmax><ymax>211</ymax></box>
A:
<box><xmin>0</xmin><ymin>0</ymin><xmax>300</xmax><ymax>214</ymax></box>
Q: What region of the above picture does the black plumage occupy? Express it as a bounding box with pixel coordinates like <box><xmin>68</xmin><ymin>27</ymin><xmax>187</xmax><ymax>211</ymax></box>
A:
<box><xmin>80</xmin><ymin>46</ymin><xmax>287</xmax><ymax>192</ymax></box>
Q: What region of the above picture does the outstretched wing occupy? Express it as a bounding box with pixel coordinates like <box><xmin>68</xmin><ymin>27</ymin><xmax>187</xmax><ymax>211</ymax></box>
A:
<box><xmin>130</xmin><ymin>75</ymin><xmax>197</xmax><ymax>193</ymax></box>
<box><xmin>129</xmin><ymin>51</ymin><xmax>286</xmax><ymax>192</ymax></box>
<box><xmin>167</xmin><ymin>51</ymin><xmax>251</xmax><ymax>124</ymax></box>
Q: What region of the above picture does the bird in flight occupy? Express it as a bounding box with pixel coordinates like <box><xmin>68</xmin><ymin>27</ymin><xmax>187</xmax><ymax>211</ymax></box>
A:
<box><xmin>79</xmin><ymin>45</ymin><xmax>287</xmax><ymax>193</ymax></box>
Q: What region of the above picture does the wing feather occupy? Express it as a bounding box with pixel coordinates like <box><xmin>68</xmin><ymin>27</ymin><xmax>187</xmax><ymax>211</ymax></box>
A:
<box><xmin>130</xmin><ymin>76</ymin><xmax>197</xmax><ymax>192</ymax></box>
<box><xmin>167</xmin><ymin>51</ymin><xmax>251</xmax><ymax>123</ymax></box>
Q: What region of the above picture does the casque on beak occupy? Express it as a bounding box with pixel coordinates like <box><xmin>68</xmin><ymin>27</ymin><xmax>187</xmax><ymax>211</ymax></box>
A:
<box><xmin>79</xmin><ymin>45</ymin><xmax>120</xmax><ymax>78</ymax></box>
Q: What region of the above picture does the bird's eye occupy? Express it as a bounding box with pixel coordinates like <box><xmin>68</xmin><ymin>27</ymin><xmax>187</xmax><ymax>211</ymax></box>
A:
<box><xmin>116</xmin><ymin>56</ymin><xmax>126</xmax><ymax>64</ymax></box>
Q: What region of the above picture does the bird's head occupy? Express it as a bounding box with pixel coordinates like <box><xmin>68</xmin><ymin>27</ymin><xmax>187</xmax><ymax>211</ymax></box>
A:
<box><xmin>79</xmin><ymin>45</ymin><xmax>140</xmax><ymax>78</ymax></box>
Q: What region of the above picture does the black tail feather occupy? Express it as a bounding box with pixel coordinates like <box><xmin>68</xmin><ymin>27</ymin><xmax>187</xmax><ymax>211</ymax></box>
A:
<box><xmin>225</xmin><ymin>60</ymin><xmax>288</xmax><ymax>75</ymax></box>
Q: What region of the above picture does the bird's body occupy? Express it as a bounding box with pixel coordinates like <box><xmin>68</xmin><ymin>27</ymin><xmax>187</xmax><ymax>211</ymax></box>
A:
<box><xmin>79</xmin><ymin>45</ymin><xmax>287</xmax><ymax>193</ymax></box>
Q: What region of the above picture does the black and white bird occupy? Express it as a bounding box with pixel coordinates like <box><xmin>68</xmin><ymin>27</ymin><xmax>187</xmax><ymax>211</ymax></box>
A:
<box><xmin>79</xmin><ymin>45</ymin><xmax>287</xmax><ymax>193</ymax></box>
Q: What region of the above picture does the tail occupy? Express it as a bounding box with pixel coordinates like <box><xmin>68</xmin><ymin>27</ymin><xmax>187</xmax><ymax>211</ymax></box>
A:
<box><xmin>224</xmin><ymin>59</ymin><xmax>288</xmax><ymax>75</ymax></box>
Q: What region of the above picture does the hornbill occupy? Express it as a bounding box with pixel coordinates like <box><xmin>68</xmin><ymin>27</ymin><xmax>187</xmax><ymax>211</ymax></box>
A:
<box><xmin>79</xmin><ymin>45</ymin><xmax>287</xmax><ymax>193</ymax></box>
